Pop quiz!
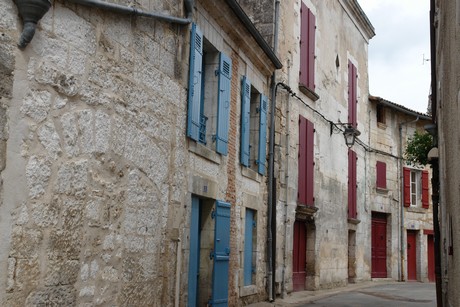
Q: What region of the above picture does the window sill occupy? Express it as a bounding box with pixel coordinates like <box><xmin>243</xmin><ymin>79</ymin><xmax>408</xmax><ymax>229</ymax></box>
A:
<box><xmin>299</xmin><ymin>85</ymin><xmax>320</xmax><ymax>101</ymax></box>
<box><xmin>240</xmin><ymin>285</ymin><xmax>257</xmax><ymax>297</ymax></box>
<box><xmin>188</xmin><ymin>141</ymin><xmax>221</xmax><ymax>165</ymax></box>
<box><xmin>377</xmin><ymin>122</ymin><xmax>387</xmax><ymax>129</ymax></box>
<box><xmin>407</xmin><ymin>206</ymin><xmax>427</xmax><ymax>214</ymax></box>
<box><xmin>348</xmin><ymin>218</ymin><xmax>361</xmax><ymax>225</ymax></box>
<box><xmin>376</xmin><ymin>187</ymin><xmax>389</xmax><ymax>194</ymax></box>
<box><xmin>241</xmin><ymin>167</ymin><xmax>261</xmax><ymax>182</ymax></box>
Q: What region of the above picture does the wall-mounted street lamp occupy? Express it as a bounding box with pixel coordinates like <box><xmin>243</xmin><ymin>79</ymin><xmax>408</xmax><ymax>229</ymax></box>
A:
<box><xmin>330</xmin><ymin>123</ymin><xmax>361</xmax><ymax>148</ymax></box>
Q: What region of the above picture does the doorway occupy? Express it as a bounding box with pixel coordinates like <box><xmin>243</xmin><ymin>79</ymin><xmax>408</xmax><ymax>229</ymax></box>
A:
<box><xmin>371</xmin><ymin>212</ymin><xmax>387</xmax><ymax>278</ymax></box>
<box><xmin>188</xmin><ymin>197</ymin><xmax>231</xmax><ymax>306</ymax></box>
<box><xmin>292</xmin><ymin>220</ymin><xmax>306</xmax><ymax>291</ymax></box>
<box><xmin>407</xmin><ymin>230</ymin><xmax>418</xmax><ymax>281</ymax></box>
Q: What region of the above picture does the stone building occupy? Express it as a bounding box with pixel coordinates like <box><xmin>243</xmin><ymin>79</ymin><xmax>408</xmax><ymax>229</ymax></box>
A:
<box><xmin>244</xmin><ymin>0</ymin><xmax>376</xmax><ymax>294</ymax></box>
<box><xmin>368</xmin><ymin>96</ymin><xmax>433</xmax><ymax>283</ymax></box>
<box><xmin>429</xmin><ymin>0</ymin><xmax>460</xmax><ymax>306</ymax></box>
<box><xmin>0</xmin><ymin>0</ymin><xmax>282</xmax><ymax>306</ymax></box>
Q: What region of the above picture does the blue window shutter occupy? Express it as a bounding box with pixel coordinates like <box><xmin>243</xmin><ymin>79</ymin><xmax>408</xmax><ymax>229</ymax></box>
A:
<box><xmin>257</xmin><ymin>95</ymin><xmax>268</xmax><ymax>175</ymax></box>
<box><xmin>211</xmin><ymin>200</ymin><xmax>231</xmax><ymax>306</ymax></box>
<box><xmin>216</xmin><ymin>52</ymin><xmax>232</xmax><ymax>155</ymax></box>
<box><xmin>244</xmin><ymin>209</ymin><xmax>254</xmax><ymax>286</ymax></box>
<box><xmin>187</xmin><ymin>24</ymin><xmax>203</xmax><ymax>141</ymax></box>
<box><xmin>240</xmin><ymin>76</ymin><xmax>251</xmax><ymax>166</ymax></box>
<box><xmin>187</xmin><ymin>196</ymin><xmax>200</xmax><ymax>307</ymax></box>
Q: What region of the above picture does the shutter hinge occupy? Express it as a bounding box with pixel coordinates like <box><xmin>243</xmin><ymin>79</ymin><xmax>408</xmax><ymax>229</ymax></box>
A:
<box><xmin>252</xmin><ymin>220</ymin><xmax>257</xmax><ymax>228</ymax></box>
<box><xmin>211</xmin><ymin>210</ymin><xmax>216</xmax><ymax>219</ymax></box>
<box><xmin>209</xmin><ymin>250</ymin><xmax>215</xmax><ymax>259</ymax></box>
<box><xmin>215</xmin><ymin>69</ymin><xmax>220</xmax><ymax>76</ymax></box>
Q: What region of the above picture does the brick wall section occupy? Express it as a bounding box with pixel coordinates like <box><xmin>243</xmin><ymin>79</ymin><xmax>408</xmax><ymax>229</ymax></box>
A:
<box><xmin>226</xmin><ymin>51</ymin><xmax>239</xmax><ymax>306</ymax></box>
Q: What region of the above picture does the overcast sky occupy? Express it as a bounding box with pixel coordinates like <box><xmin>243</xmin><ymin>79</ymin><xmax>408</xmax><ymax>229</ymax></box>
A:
<box><xmin>360</xmin><ymin>0</ymin><xmax>431</xmax><ymax>113</ymax></box>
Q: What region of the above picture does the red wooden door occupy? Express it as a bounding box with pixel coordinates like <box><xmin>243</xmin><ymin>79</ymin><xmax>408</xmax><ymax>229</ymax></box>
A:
<box><xmin>371</xmin><ymin>213</ymin><xmax>387</xmax><ymax>278</ymax></box>
<box><xmin>293</xmin><ymin>220</ymin><xmax>306</xmax><ymax>291</ymax></box>
<box><xmin>407</xmin><ymin>231</ymin><xmax>417</xmax><ymax>281</ymax></box>
<box><xmin>427</xmin><ymin>234</ymin><xmax>435</xmax><ymax>282</ymax></box>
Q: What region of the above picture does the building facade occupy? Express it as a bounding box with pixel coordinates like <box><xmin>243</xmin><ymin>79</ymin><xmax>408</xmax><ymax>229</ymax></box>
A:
<box><xmin>430</xmin><ymin>0</ymin><xmax>460</xmax><ymax>306</ymax></box>
<box><xmin>0</xmin><ymin>0</ymin><xmax>281</xmax><ymax>306</ymax></box>
<box><xmin>369</xmin><ymin>96</ymin><xmax>433</xmax><ymax>283</ymax></box>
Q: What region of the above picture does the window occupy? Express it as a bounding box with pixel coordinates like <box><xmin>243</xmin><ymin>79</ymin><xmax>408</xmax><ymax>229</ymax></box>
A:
<box><xmin>403</xmin><ymin>167</ymin><xmax>429</xmax><ymax>208</ymax></box>
<box><xmin>240</xmin><ymin>76</ymin><xmax>268</xmax><ymax>175</ymax></box>
<box><xmin>348</xmin><ymin>149</ymin><xmax>357</xmax><ymax>219</ymax></box>
<box><xmin>376</xmin><ymin>104</ymin><xmax>386</xmax><ymax>125</ymax></box>
<box><xmin>299</xmin><ymin>2</ymin><xmax>317</xmax><ymax>99</ymax></box>
<box><xmin>348</xmin><ymin>61</ymin><xmax>358</xmax><ymax>128</ymax></box>
<box><xmin>243</xmin><ymin>208</ymin><xmax>256</xmax><ymax>286</ymax></box>
<box><xmin>298</xmin><ymin>115</ymin><xmax>314</xmax><ymax>206</ymax></box>
<box><xmin>187</xmin><ymin>24</ymin><xmax>232</xmax><ymax>155</ymax></box>
<box><xmin>376</xmin><ymin>161</ymin><xmax>387</xmax><ymax>189</ymax></box>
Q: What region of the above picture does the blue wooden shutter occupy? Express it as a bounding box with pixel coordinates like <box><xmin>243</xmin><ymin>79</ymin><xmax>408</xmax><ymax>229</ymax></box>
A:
<box><xmin>187</xmin><ymin>196</ymin><xmax>200</xmax><ymax>307</ymax></box>
<box><xmin>187</xmin><ymin>24</ymin><xmax>203</xmax><ymax>141</ymax></box>
<box><xmin>257</xmin><ymin>95</ymin><xmax>268</xmax><ymax>175</ymax></box>
<box><xmin>244</xmin><ymin>209</ymin><xmax>254</xmax><ymax>286</ymax></box>
<box><xmin>211</xmin><ymin>200</ymin><xmax>231</xmax><ymax>306</ymax></box>
<box><xmin>240</xmin><ymin>76</ymin><xmax>251</xmax><ymax>166</ymax></box>
<box><xmin>216</xmin><ymin>53</ymin><xmax>232</xmax><ymax>155</ymax></box>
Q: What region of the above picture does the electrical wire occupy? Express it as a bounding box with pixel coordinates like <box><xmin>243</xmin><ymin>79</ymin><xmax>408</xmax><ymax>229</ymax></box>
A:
<box><xmin>275</xmin><ymin>82</ymin><xmax>401</xmax><ymax>160</ymax></box>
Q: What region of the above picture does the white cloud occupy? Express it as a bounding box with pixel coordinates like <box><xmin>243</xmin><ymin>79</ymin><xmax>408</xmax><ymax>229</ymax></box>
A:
<box><xmin>360</xmin><ymin>0</ymin><xmax>431</xmax><ymax>113</ymax></box>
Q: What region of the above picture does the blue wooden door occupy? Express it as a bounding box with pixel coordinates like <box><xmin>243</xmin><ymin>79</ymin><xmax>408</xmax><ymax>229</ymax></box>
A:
<box><xmin>210</xmin><ymin>200</ymin><xmax>231</xmax><ymax>306</ymax></box>
<box><xmin>187</xmin><ymin>196</ymin><xmax>200</xmax><ymax>307</ymax></box>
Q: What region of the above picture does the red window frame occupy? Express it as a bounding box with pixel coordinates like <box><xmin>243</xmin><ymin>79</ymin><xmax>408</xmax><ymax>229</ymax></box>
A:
<box><xmin>376</xmin><ymin>161</ymin><xmax>387</xmax><ymax>189</ymax></box>
<box><xmin>298</xmin><ymin>115</ymin><xmax>315</xmax><ymax>206</ymax></box>
<box><xmin>299</xmin><ymin>3</ymin><xmax>316</xmax><ymax>92</ymax></box>
<box><xmin>348</xmin><ymin>149</ymin><xmax>357</xmax><ymax>219</ymax></box>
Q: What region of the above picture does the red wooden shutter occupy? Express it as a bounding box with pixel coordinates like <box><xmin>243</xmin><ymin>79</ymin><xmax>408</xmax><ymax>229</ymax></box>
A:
<box><xmin>298</xmin><ymin>116</ymin><xmax>315</xmax><ymax>206</ymax></box>
<box><xmin>300</xmin><ymin>3</ymin><xmax>315</xmax><ymax>91</ymax></box>
<box><xmin>422</xmin><ymin>170</ymin><xmax>429</xmax><ymax>208</ymax></box>
<box><xmin>298</xmin><ymin>116</ymin><xmax>307</xmax><ymax>205</ymax></box>
<box><xmin>403</xmin><ymin>167</ymin><xmax>411</xmax><ymax>207</ymax></box>
<box><xmin>376</xmin><ymin>161</ymin><xmax>387</xmax><ymax>189</ymax></box>
<box><xmin>306</xmin><ymin>119</ymin><xmax>315</xmax><ymax>206</ymax></box>
<box><xmin>348</xmin><ymin>61</ymin><xmax>357</xmax><ymax>128</ymax></box>
<box><xmin>348</xmin><ymin>150</ymin><xmax>357</xmax><ymax>219</ymax></box>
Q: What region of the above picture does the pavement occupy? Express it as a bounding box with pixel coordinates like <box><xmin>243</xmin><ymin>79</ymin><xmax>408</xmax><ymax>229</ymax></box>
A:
<box><xmin>246</xmin><ymin>280</ymin><xmax>436</xmax><ymax>307</ymax></box>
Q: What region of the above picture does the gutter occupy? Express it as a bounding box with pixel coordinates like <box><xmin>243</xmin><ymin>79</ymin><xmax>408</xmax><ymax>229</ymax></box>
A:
<box><xmin>15</xmin><ymin>0</ymin><xmax>193</xmax><ymax>48</ymax></box>
<box><xmin>429</xmin><ymin>1</ymin><xmax>442</xmax><ymax>306</ymax></box>
<box><xmin>370</xmin><ymin>96</ymin><xmax>431</xmax><ymax>121</ymax></box>
<box><xmin>66</xmin><ymin>0</ymin><xmax>193</xmax><ymax>24</ymax></box>
<box><xmin>224</xmin><ymin>0</ymin><xmax>283</xmax><ymax>70</ymax></box>
<box><xmin>267</xmin><ymin>0</ymin><xmax>281</xmax><ymax>302</ymax></box>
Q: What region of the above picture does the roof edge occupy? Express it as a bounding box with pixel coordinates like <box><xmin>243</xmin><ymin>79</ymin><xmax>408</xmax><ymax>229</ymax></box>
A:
<box><xmin>224</xmin><ymin>0</ymin><xmax>282</xmax><ymax>69</ymax></box>
<box><xmin>369</xmin><ymin>95</ymin><xmax>432</xmax><ymax>120</ymax></box>
<box><xmin>340</xmin><ymin>0</ymin><xmax>376</xmax><ymax>42</ymax></box>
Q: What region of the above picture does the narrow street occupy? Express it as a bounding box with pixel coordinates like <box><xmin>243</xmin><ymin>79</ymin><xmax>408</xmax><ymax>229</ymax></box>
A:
<box><xmin>248</xmin><ymin>282</ymin><xmax>436</xmax><ymax>307</ymax></box>
<box><xmin>298</xmin><ymin>282</ymin><xmax>436</xmax><ymax>307</ymax></box>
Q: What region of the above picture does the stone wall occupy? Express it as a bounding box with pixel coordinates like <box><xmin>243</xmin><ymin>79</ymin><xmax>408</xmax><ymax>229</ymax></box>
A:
<box><xmin>0</xmin><ymin>1</ymin><xmax>188</xmax><ymax>305</ymax></box>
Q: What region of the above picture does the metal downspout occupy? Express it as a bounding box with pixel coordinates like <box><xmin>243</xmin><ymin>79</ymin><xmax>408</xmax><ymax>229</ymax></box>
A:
<box><xmin>268</xmin><ymin>0</ymin><xmax>280</xmax><ymax>302</ymax></box>
<box><xmin>66</xmin><ymin>0</ymin><xmax>193</xmax><ymax>24</ymax></box>
<box><xmin>399</xmin><ymin>116</ymin><xmax>419</xmax><ymax>281</ymax></box>
<box><xmin>281</xmin><ymin>59</ymin><xmax>291</xmax><ymax>299</ymax></box>
<box><xmin>429</xmin><ymin>1</ymin><xmax>442</xmax><ymax>305</ymax></box>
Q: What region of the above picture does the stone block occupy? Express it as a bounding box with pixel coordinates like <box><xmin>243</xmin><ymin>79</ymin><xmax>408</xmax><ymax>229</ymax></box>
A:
<box><xmin>21</xmin><ymin>90</ymin><xmax>52</xmax><ymax>123</ymax></box>
<box><xmin>35</xmin><ymin>61</ymin><xmax>79</xmax><ymax>97</ymax></box>
<box><xmin>48</xmin><ymin>229</ymin><xmax>82</xmax><ymax>259</ymax></box>
<box><xmin>10</xmin><ymin>227</ymin><xmax>43</xmax><ymax>258</ymax></box>
<box><xmin>25</xmin><ymin>286</ymin><xmax>76</xmax><ymax>307</ymax></box>
<box><xmin>31</xmin><ymin>201</ymin><xmax>59</xmax><ymax>228</ymax></box>
<box><xmin>26</xmin><ymin>156</ymin><xmax>51</xmax><ymax>199</ymax></box>
<box><xmin>61</xmin><ymin>112</ymin><xmax>79</xmax><ymax>157</ymax></box>
<box><xmin>45</xmin><ymin>259</ymin><xmax>79</xmax><ymax>286</ymax></box>
<box><xmin>55</xmin><ymin>160</ymin><xmax>88</xmax><ymax>196</ymax></box>
<box><xmin>95</xmin><ymin>110</ymin><xmax>110</xmax><ymax>154</ymax></box>
<box><xmin>38</xmin><ymin>121</ymin><xmax>62</xmax><ymax>160</ymax></box>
